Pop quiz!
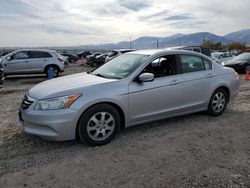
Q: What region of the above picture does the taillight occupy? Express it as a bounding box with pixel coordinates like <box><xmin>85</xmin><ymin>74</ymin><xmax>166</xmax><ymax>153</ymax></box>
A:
<box><xmin>58</xmin><ymin>57</ymin><xmax>64</xmax><ymax>62</ymax></box>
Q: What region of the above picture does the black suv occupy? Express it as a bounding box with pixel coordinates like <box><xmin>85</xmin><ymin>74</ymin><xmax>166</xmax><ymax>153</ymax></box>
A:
<box><xmin>77</xmin><ymin>51</ymin><xmax>92</xmax><ymax>59</ymax></box>
<box><xmin>60</xmin><ymin>53</ymin><xmax>78</xmax><ymax>63</ymax></box>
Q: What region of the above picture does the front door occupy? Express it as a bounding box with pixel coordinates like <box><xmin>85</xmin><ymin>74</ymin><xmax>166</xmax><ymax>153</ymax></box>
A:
<box><xmin>129</xmin><ymin>55</ymin><xmax>182</xmax><ymax>124</ymax></box>
<box><xmin>5</xmin><ymin>51</ymin><xmax>29</xmax><ymax>74</ymax></box>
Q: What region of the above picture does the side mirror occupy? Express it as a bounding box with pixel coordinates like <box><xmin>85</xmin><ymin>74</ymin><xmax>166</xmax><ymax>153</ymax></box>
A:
<box><xmin>138</xmin><ymin>73</ymin><xmax>154</xmax><ymax>82</ymax></box>
<box><xmin>6</xmin><ymin>56</ymin><xmax>11</xmax><ymax>61</ymax></box>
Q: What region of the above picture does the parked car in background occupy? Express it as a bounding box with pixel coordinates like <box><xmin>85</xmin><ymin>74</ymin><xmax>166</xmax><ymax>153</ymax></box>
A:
<box><xmin>86</xmin><ymin>54</ymin><xmax>108</xmax><ymax>67</ymax></box>
<box><xmin>0</xmin><ymin>49</ymin><xmax>64</xmax><ymax>77</ymax></box>
<box><xmin>212</xmin><ymin>52</ymin><xmax>234</xmax><ymax>64</ymax></box>
<box><xmin>77</xmin><ymin>51</ymin><xmax>92</xmax><ymax>59</ymax></box>
<box><xmin>59</xmin><ymin>54</ymin><xmax>69</xmax><ymax>65</ymax></box>
<box><xmin>0</xmin><ymin>66</ymin><xmax>4</xmax><ymax>88</ymax></box>
<box><xmin>86</xmin><ymin>53</ymin><xmax>102</xmax><ymax>60</ymax></box>
<box><xmin>19</xmin><ymin>49</ymin><xmax>239</xmax><ymax>146</ymax></box>
<box><xmin>60</xmin><ymin>53</ymin><xmax>78</xmax><ymax>63</ymax></box>
<box><xmin>222</xmin><ymin>52</ymin><xmax>250</xmax><ymax>73</ymax></box>
<box><xmin>105</xmin><ymin>49</ymin><xmax>136</xmax><ymax>62</ymax></box>
<box><xmin>0</xmin><ymin>50</ymin><xmax>14</xmax><ymax>57</ymax></box>
<box><xmin>170</xmin><ymin>46</ymin><xmax>211</xmax><ymax>57</ymax></box>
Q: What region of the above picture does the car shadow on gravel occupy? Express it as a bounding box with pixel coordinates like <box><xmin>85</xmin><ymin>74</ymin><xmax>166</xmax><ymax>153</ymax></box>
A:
<box><xmin>6</xmin><ymin>75</ymin><xmax>46</xmax><ymax>80</ymax></box>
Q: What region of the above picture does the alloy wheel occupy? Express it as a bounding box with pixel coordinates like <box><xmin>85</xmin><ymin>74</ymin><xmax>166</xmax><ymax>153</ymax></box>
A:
<box><xmin>87</xmin><ymin>112</ymin><xmax>115</xmax><ymax>141</ymax></box>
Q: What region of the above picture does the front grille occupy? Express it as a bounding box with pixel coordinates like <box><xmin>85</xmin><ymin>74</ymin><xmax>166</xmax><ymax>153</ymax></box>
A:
<box><xmin>20</xmin><ymin>95</ymin><xmax>35</xmax><ymax>110</ymax></box>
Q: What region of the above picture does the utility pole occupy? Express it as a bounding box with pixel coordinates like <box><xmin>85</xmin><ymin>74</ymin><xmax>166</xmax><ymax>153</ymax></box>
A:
<box><xmin>156</xmin><ymin>39</ymin><xmax>159</xmax><ymax>49</ymax></box>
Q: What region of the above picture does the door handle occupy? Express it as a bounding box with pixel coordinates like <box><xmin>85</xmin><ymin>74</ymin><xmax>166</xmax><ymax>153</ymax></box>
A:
<box><xmin>170</xmin><ymin>79</ymin><xmax>181</xmax><ymax>85</ymax></box>
<box><xmin>207</xmin><ymin>73</ymin><xmax>213</xmax><ymax>78</ymax></box>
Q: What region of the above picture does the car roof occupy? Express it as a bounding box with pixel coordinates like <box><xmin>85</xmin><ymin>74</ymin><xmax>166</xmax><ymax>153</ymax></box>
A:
<box><xmin>128</xmin><ymin>49</ymin><xmax>211</xmax><ymax>59</ymax></box>
<box><xmin>14</xmin><ymin>49</ymin><xmax>57</xmax><ymax>53</ymax></box>
<box><xmin>113</xmin><ymin>49</ymin><xmax>136</xmax><ymax>52</ymax></box>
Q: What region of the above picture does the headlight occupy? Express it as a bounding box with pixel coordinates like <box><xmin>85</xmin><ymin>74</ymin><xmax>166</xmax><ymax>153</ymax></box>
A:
<box><xmin>221</xmin><ymin>62</ymin><xmax>225</xmax><ymax>66</ymax></box>
<box><xmin>34</xmin><ymin>94</ymin><xmax>81</xmax><ymax>110</ymax></box>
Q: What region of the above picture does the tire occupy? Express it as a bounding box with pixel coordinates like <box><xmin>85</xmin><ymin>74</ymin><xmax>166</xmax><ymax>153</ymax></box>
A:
<box><xmin>207</xmin><ymin>88</ymin><xmax>228</xmax><ymax>116</ymax></box>
<box><xmin>70</xmin><ymin>59</ymin><xmax>75</xmax><ymax>63</ymax></box>
<box><xmin>45</xmin><ymin>66</ymin><xmax>59</xmax><ymax>78</ymax></box>
<box><xmin>91</xmin><ymin>62</ymin><xmax>98</xmax><ymax>67</ymax></box>
<box><xmin>77</xmin><ymin>104</ymin><xmax>121</xmax><ymax>146</ymax></box>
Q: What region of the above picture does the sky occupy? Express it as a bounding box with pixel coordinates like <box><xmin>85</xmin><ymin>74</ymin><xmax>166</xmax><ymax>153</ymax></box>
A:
<box><xmin>0</xmin><ymin>0</ymin><xmax>249</xmax><ymax>47</ymax></box>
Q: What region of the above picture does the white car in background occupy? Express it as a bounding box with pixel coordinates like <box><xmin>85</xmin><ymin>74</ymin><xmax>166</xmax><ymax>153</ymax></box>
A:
<box><xmin>211</xmin><ymin>52</ymin><xmax>234</xmax><ymax>64</ymax></box>
<box><xmin>105</xmin><ymin>49</ymin><xmax>136</xmax><ymax>63</ymax></box>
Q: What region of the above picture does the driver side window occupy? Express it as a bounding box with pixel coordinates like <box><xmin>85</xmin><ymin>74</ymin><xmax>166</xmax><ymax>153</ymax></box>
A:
<box><xmin>12</xmin><ymin>51</ymin><xmax>28</xmax><ymax>60</ymax></box>
<box><xmin>143</xmin><ymin>55</ymin><xmax>176</xmax><ymax>78</ymax></box>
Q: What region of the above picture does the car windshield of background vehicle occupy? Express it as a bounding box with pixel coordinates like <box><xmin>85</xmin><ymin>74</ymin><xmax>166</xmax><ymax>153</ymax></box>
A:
<box><xmin>92</xmin><ymin>54</ymin><xmax>149</xmax><ymax>79</ymax></box>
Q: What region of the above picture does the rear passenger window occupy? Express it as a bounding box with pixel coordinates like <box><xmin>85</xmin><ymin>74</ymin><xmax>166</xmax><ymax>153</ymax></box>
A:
<box><xmin>203</xmin><ymin>58</ymin><xmax>212</xmax><ymax>70</ymax></box>
<box><xmin>180</xmin><ymin>55</ymin><xmax>205</xmax><ymax>73</ymax></box>
<box><xmin>28</xmin><ymin>51</ymin><xmax>52</xmax><ymax>58</ymax></box>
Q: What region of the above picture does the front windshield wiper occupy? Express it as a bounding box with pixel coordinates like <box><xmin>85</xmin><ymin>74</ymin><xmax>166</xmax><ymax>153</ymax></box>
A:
<box><xmin>93</xmin><ymin>73</ymin><xmax>108</xmax><ymax>78</ymax></box>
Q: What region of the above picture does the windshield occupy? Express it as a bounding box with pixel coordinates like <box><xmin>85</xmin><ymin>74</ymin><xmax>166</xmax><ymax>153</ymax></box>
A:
<box><xmin>92</xmin><ymin>54</ymin><xmax>148</xmax><ymax>79</ymax></box>
<box><xmin>212</xmin><ymin>53</ymin><xmax>222</xmax><ymax>58</ymax></box>
<box><xmin>233</xmin><ymin>53</ymin><xmax>250</xmax><ymax>61</ymax></box>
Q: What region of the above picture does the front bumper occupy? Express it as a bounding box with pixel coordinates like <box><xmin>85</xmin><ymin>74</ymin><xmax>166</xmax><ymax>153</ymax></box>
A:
<box><xmin>19</xmin><ymin>108</ymin><xmax>79</xmax><ymax>141</ymax></box>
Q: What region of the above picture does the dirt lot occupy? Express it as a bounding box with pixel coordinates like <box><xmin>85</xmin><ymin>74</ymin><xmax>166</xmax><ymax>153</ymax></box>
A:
<box><xmin>0</xmin><ymin>63</ymin><xmax>249</xmax><ymax>188</ymax></box>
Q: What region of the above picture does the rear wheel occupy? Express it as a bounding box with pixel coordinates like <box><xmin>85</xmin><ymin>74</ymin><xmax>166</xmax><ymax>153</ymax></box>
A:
<box><xmin>207</xmin><ymin>88</ymin><xmax>228</xmax><ymax>116</ymax></box>
<box><xmin>77</xmin><ymin>104</ymin><xmax>121</xmax><ymax>146</ymax></box>
<box><xmin>45</xmin><ymin>66</ymin><xmax>59</xmax><ymax>78</ymax></box>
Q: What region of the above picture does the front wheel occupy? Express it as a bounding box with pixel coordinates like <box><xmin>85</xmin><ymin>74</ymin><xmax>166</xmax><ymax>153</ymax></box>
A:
<box><xmin>91</xmin><ymin>62</ymin><xmax>98</xmax><ymax>67</ymax></box>
<box><xmin>207</xmin><ymin>88</ymin><xmax>228</xmax><ymax>116</ymax></box>
<box><xmin>77</xmin><ymin>104</ymin><xmax>121</xmax><ymax>146</ymax></box>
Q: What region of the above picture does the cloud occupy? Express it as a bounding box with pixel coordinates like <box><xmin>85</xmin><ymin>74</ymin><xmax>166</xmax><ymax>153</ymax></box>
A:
<box><xmin>0</xmin><ymin>0</ymin><xmax>249</xmax><ymax>47</ymax></box>
<box><xmin>119</xmin><ymin>0</ymin><xmax>149</xmax><ymax>11</ymax></box>
<box><xmin>165</xmin><ymin>14</ymin><xmax>193</xmax><ymax>21</ymax></box>
<box><xmin>31</xmin><ymin>24</ymin><xmax>89</xmax><ymax>35</ymax></box>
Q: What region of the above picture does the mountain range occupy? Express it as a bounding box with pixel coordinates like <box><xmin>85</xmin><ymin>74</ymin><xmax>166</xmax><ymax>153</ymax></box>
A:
<box><xmin>81</xmin><ymin>29</ymin><xmax>250</xmax><ymax>50</ymax></box>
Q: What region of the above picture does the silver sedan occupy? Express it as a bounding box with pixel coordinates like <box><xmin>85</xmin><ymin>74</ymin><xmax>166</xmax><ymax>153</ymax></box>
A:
<box><xmin>19</xmin><ymin>49</ymin><xmax>240</xmax><ymax>146</ymax></box>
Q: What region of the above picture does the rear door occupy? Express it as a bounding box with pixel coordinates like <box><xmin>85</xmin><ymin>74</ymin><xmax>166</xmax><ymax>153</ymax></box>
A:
<box><xmin>179</xmin><ymin>54</ymin><xmax>213</xmax><ymax>110</ymax></box>
<box><xmin>28</xmin><ymin>51</ymin><xmax>53</xmax><ymax>72</ymax></box>
<box><xmin>129</xmin><ymin>54</ymin><xmax>182</xmax><ymax>124</ymax></box>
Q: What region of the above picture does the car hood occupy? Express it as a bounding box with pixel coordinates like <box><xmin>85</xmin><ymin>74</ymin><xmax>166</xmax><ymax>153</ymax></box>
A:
<box><xmin>223</xmin><ymin>59</ymin><xmax>246</xmax><ymax>65</ymax></box>
<box><xmin>28</xmin><ymin>72</ymin><xmax>115</xmax><ymax>99</ymax></box>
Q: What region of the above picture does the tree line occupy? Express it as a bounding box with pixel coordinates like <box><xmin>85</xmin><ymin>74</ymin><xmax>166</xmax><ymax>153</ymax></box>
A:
<box><xmin>202</xmin><ymin>40</ymin><xmax>246</xmax><ymax>51</ymax></box>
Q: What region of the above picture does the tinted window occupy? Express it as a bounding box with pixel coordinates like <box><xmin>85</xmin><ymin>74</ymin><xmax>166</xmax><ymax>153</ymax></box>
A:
<box><xmin>28</xmin><ymin>51</ymin><xmax>52</xmax><ymax>58</ymax></box>
<box><xmin>143</xmin><ymin>55</ymin><xmax>176</xmax><ymax>78</ymax></box>
<box><xmin>180</xmin><ymin>55</ymin><xmax>205</xmax><ymax>73</ymax></box>
<box><xmin>12</xmin><ymin>51</ymin><xmax>28</xmax><ymax>60</ymax></box>
<box><xmin>108</xmin><ymin>51</ymin><xmax>118</xmax><ymax>57</ymax></box>
<box><xmin>225</xmin><ymin>53</ymin><xmax>232</xmax><ymax>58</ymax></box>
<box><xmin>193</xmin><ymin>48</ymin><xmax>201</xmax><ymax>53</ymax></box>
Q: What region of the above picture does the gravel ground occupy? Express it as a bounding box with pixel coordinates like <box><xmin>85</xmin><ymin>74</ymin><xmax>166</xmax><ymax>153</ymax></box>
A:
<box><xmin>0</xmin><ymin>64</ymin><xmax>249</xmax><ymax>188</ymax></box>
